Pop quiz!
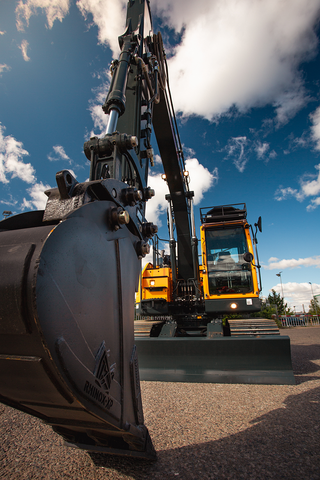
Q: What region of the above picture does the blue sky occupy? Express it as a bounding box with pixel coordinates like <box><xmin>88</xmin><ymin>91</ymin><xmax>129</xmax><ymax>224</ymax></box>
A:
<box><xmin>1</xmin><ymin>0</ymin><xmax>320</xmax><ymax>312</ymax></box>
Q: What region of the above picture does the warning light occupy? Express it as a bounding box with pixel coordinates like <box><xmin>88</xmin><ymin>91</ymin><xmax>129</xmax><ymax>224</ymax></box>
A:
<box><xmin>230</xmin><ymin>303</ymin><xmax>238</xmax><ymax>309</ymax></box>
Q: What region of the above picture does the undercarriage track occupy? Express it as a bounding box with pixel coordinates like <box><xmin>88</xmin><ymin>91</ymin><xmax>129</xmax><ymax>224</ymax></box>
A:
<box><xmin>134</xmin><ymin>318</ymin><xmax>280</xmax><ymax>337</ymax></box>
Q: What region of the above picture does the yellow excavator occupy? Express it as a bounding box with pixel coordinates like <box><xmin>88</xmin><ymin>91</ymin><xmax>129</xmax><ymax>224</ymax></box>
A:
<box><xmin>134</xmin><ymin>200</ymin><xmax>292</xmax><ymax>384</ymax></box>
<box><xmin>136</xmin><ymin>203</ymin><xmax>262</xmax><ymax>326</ymax></box>
<box><xmin>0</xmin><ymin>0</ymin><xmax>293</xmax><ymax>461</ymax></box>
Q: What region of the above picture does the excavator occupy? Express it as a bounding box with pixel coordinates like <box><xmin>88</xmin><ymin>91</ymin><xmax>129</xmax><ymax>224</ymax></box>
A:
<box><xmin>135</xmin><ymin>202</ymin><xmax>263</xmax><ymax>330</ymax></box>
<box><xmin>134</xmin><ymin>201</ymin><xmax>293</xmax><ymax>384</ymax></box>
<box><xmin>0</xmin><ymin>0</ymin><xmax>294</xmax><ymax>460</ymax></box>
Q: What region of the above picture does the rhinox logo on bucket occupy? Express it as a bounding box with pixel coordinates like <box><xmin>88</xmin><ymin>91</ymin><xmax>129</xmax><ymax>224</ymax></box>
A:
<box><xmin>93</xmin><ymin>341</ymin><xmax>116</xmax><ymax>392</ymax></box>
<box><xmin>83</xmin><ymin>341</ymin><xmax>117</xmax><ymax>411</ymax></box>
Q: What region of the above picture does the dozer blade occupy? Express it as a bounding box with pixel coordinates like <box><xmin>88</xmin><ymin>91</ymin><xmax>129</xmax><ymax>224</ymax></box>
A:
<box><xmin>135</xmin><ymin>336</ymin><xmax>295</xmax><ymax>385</ymax></box>
<box><xmin>0</xmin><ymin>205</ymin><xmax>156</xmax><ymax>459</ymax></box>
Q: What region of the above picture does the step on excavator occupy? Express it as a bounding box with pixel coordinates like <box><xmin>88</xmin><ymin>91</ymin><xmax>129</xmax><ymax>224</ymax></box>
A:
<box><xmin>0</xmin><ymin>0</ymin><xmax>294</xmax><ymax>460</ymax></box>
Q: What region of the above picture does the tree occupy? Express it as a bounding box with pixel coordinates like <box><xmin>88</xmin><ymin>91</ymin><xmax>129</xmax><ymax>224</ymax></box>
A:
<box><xmin>308</xmin><ymin>297</ymin><xmax>320</xmax><ymax>315</ymax></box>
<box><xmin>254</xmin><ymin>289</ymin><xmax>292</xmax><ymax>320</ymax></box>
<box><xmin>266</xmin><ymin>289</ymin><xmax>291</xmax><ymax>316</ymax></box>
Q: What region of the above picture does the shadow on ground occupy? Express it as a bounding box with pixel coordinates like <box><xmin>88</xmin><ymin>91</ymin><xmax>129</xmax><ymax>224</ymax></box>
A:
<box><xmin>90</xmin><ymin>386</ymin><xmax>320</xmax><ymax>479</ymax></box>
<box><xmin>290</xmin><ymin>343</ymin><xmax>320</xmax><ymax>384</ymax></box>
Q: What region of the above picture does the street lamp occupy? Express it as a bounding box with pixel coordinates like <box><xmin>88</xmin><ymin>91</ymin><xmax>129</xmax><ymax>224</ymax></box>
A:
<box><xmin>2</xmin><ymin>211</ymin><xmax>12</xmax><ymax>219</ymax></box>
<box><xmin>276</xmin><ymin>271</ymin><xmax>284</xmax><ymax>299</ymax></box>
<box><xmin>309</xmin><ymin>281</ymin><xmax>314</xmax><ymax>298</ymax></box>
<box><xmin>308</xmin><ymin>282</ymin><xmax>317</xmax><ymax>314</ymax></box>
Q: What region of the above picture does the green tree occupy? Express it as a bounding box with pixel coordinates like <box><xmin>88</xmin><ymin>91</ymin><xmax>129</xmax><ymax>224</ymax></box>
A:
<box><xmin>253</xmin><ymin>290</ymin><xmax>292</xmax><ymax>324</ymax></box>
<box><xmin>308</xmin><ymin>297</ymin><xmax>320</xmax><ymax>315</ymax></box>
<box><xmin>257</xmin><ymin>300</ymin><xmax>277</xmax><ymax>319</ymax></box>
<box><xmin>266</xmin><ymin>289</ymin><xmax>291</xmax><ymax>316</ymax></box>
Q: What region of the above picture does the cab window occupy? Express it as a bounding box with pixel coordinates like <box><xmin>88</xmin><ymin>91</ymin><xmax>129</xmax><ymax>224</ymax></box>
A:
<box><xmin>205</xmin><ymin>226</ymin><xmax>253</xmax><ymax>295</ymax></box>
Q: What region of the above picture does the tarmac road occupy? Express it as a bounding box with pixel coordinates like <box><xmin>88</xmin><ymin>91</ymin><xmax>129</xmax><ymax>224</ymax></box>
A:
<box><xmin>0</xmin><ymin>326</ymin><xmax>319</xmax><ymax>480</ymax></box>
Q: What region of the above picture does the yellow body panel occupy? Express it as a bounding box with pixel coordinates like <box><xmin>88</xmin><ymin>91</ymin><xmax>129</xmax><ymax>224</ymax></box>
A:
<box><xmin>136</xmin><ymin>263</ymin><xmax>172</xmax><ymax>303</ymax></box>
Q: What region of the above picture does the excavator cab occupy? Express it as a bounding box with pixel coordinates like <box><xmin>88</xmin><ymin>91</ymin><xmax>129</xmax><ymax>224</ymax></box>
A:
<box><xmin>201</xmin><ymin>204</ymin><xmax>261</xmax><ymax>315</ymax></box>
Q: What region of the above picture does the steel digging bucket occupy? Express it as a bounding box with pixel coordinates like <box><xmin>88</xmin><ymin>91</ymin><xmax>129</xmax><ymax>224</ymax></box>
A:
<box><xmin>0</xmin><ymin>206</ymin><xmax>156</xmax><ymax>459</ymax></box>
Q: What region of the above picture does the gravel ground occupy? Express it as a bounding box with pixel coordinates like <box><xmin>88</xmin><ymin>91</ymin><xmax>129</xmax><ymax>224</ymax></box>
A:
<box><xmin>1</xmin><ymin>326</ymin><xmax>319</xmax><ymax>480</ymax></box>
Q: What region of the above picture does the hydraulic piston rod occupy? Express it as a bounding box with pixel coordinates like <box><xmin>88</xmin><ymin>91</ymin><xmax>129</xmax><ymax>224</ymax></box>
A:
<box><xmin>106</xmin><ymin>109</ymin><xmax>119</xmax><ymax>135</ymax></box>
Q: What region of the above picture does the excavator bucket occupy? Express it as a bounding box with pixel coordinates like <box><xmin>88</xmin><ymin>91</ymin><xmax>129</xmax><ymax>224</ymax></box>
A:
<box><xmin>0</xmin><ymin>0</ymin><xmax>159</xmax><ymax>459</ymax></box>
<box><xmin>135</xmin><ymin>336</ymin><xmax>295</xmax><ymax>385</ymax></box>
<box><xmin>0</xmin><ymin>206</ymin><xmax>156</xmax><ymax>459</ymax></box>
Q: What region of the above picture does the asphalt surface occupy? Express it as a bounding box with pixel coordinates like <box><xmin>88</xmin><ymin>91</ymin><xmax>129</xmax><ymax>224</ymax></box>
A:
<box><xmin>1</xmin><ymin>326</ymin><xmax>319</xmax><ymax>480</ymax></box>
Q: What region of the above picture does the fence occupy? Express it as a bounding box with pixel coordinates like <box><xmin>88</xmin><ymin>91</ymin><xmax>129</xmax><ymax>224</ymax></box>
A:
<box><xmin>135</xmin><ymin>315</ymin><xmax>172</xmax><ymax>322</ymax></box>
<box><xmin>279</xmin><ymin>315</ymin><xmax>320</xmax><ymax>328</ymax></box>
<box><xmin>135</xmin><ymin>314</ymin><xmax>320</xmax><ymax>328</ymax></box>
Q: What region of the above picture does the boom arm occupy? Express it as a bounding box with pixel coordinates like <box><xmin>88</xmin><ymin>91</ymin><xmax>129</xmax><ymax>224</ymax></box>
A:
<box><xmin>85</xmin><ymin>0</ymin><xmax>198</xmax><ymax>285</ymax></box>
<box><xmin>153</xmin><ymin>88</ymin><xmax>195</xmax><ymax>283</ymax></box>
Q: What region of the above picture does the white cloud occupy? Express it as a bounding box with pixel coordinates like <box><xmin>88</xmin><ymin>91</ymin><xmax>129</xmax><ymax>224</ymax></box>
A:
<box><xmin>225</xmin><ymin>137</ymin><xmax>277</xmax><ymax>171</ymax></box>
<box><xmin>0</xmin><ymin>195</ymin><xmax>18</xmax><ymax>208</ymax></box>
<box><xmin>274</xmin><ymin>186</ymin><xmax>301</xmax><ymax>202</ymax></box>
<box><xmin>271</xmin><ymin>281</ymin><xmax>320</xmax><ymax>311</ymax></box>
<box><xmin>87</xmin><ymin>71</ymin><xmax>111</xmax><ymax>137</ymax></box>
<box><xmin>310</xmin><ymin>105</ymin><xmax>320</xmax><ymax>151</ymax></box>
<box><xmin>0</xmin><ymin>123</ymin><xmax>53</xmax><ymax>211</ymax></box>
<box><xmin>185</xmin><ymin>158</ymin><xmax>218</xmax><ymax>204</ymax></box>
<box><xmin>225</xmin><ymin>136</ymin><xmax>248</xmax><ymax>173</ymax></box>
<box><xmin>273</xmin><ymin>88</ymin><xmax>310</xmax><ymax>127</ymax></box>
<box><xmin>76</xmin><ymin>0</ymin><xmax>127</xmax><ymax>56</ymax></box>
<box><xmin>254</xmin><ymin>141</ymin><xmax>269</xmax><ymax>159</ymax></box>
<box><xmin>292</xmin><ymin>134</ymin><xmax>310</xmax><ymax>149</ymax></box>
<box><xmin>275</xmin><ymin>163</ymin><xmax>320</xmax><ymax>209</ymax></box>
<box><xmin>145</xmin><ymin>171</ymin><xmax>169</xmax><ymax>227</ymax></box>
<box><xmin>153</xmin><ymin>154</ymin><xmax>162</xmax><ymax>166</ymax></box>
<box><xmin>146</xmin><ymin>157</ymin><xmax>217</xmax><ymax>226</ymax></box>
<box><xmin>15</xmin><ymin>0</ymin><xmax>126</xmax><ymax>56</ymax></box>
<box><xmin>183</xmin><ymin>146</ymin><xmax>196</xmax><ymax>158</ymax></box>
<box><xmin>307</xmin><ymin>196</ymin><xmax>320</xmax><ymax>211</ymax></box>
<box><xmin>0</xmin><ymin>123</ymin><xmax>35</xmax><ymax>184</ymax></box>
<box><xmin>22</xmin><ymin>181</ymin><xmax>52</xmax><ymax>210</ymax></box>
<box><xmin>19</xmin><ymin>39</ymin><xmax>30</xmax><ymax>61</ymax></box>
<box><xmin>0</xmin><ymin>31</ymin><xmax>6</xmax><ymax>35</ymax></box>
<box><xmin>301</xmin><ymin>164</ymin><xmax>320</xmax><ymax>197</ymax></box>
<box><xmin>48</xmin><ymin>144</ymin><xmax>70</xmax><ymax>161</ymax></box>
<box><xmin>53</xmin><ymin>145</ymin><xmax>69</xmax><ymax>160</ymax></box>
<box><xmin>15</xmin><ymin>0</ymin><xmax>71</xmax><ymax>31</ymax></box>
<box><xmin>268</xmin><ymin>257</ymin><xmax>279</xmax><ymax>263</ymax></box>
<box><xmin>15</xmin><ymin>0</ymin><xmax>320</xmax><ymax>124</ymax></box>
<box><xmin>156</xmin><ymin>0</ymin><xmax>320</xmax><ymax>121</ymax></box>
<box><xmin>264</xmin><ymin>255</ymin><xmax>320</xmax><ymax>270</ymax></box>
<box><xmin>0</xmin><ymin>64</ymin><xmax>11</xmax><ymax>76</ymax></box>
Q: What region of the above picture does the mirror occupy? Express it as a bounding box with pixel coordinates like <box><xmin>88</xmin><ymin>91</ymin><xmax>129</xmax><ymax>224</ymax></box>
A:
<box><xmin>243</xmin><ymin>252</ymin><xmax>254</xmax><ymax>263</ymax></box>
<box><xmin>256</xmin><ymin>216</ymin><xmax>262</xmax><ymax>233</ymax></box>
